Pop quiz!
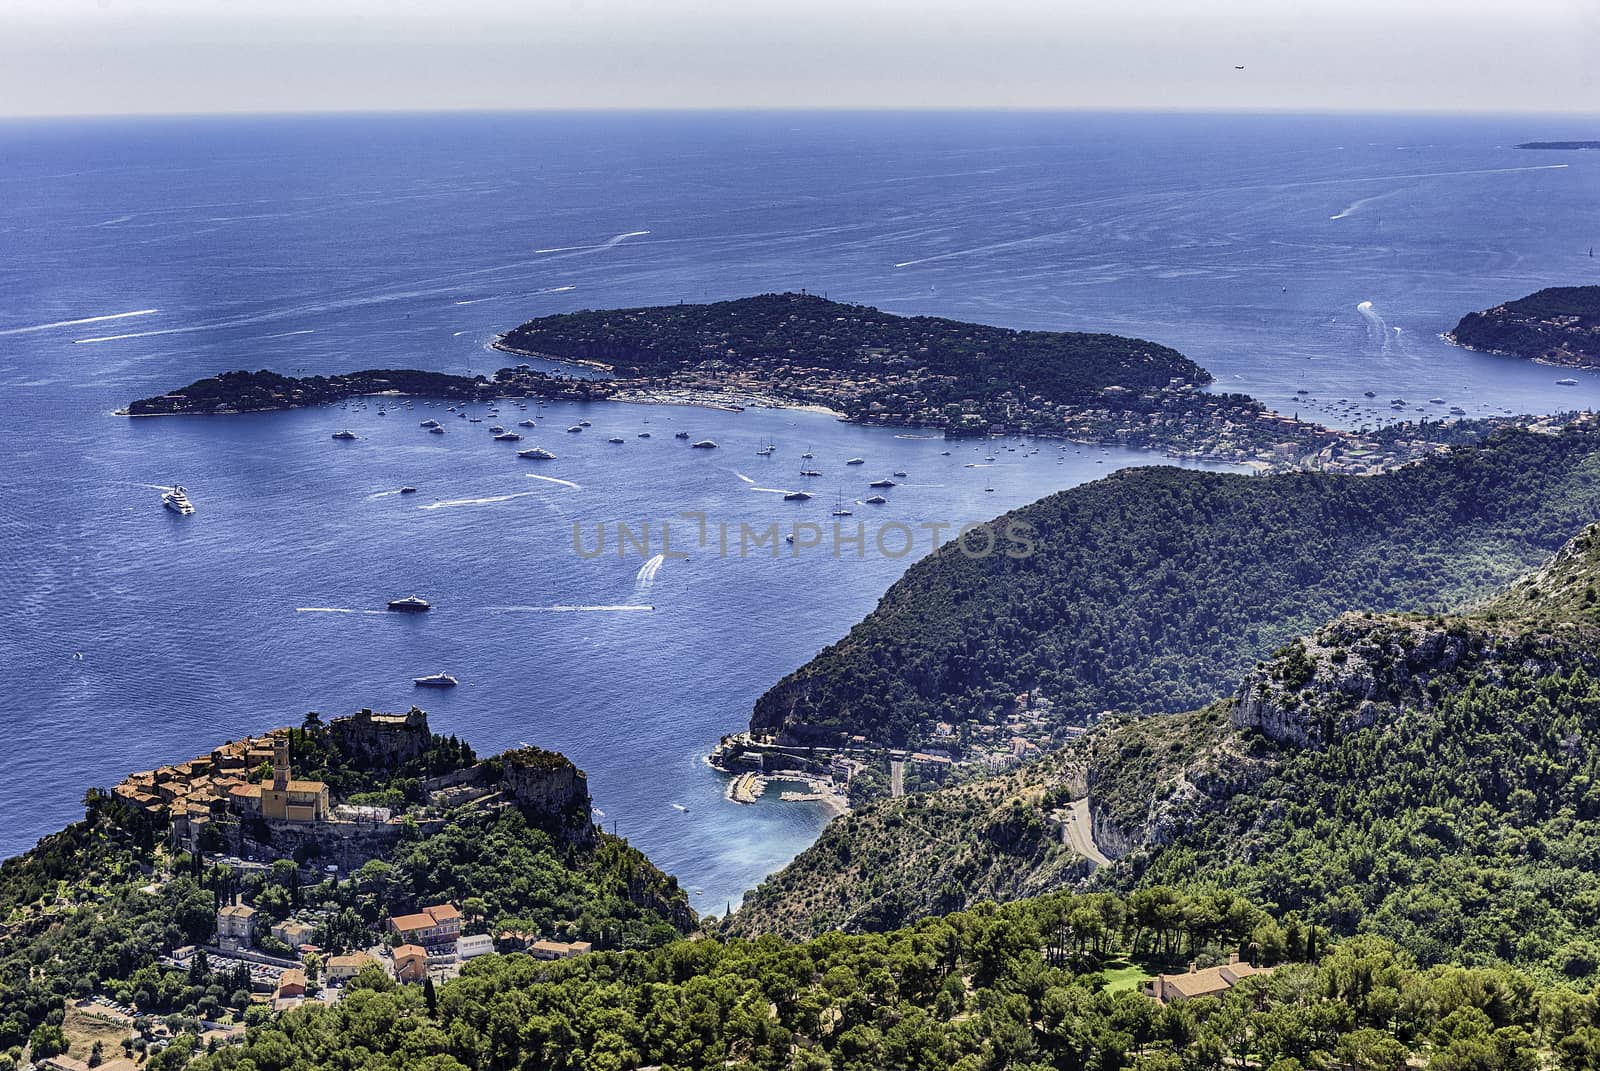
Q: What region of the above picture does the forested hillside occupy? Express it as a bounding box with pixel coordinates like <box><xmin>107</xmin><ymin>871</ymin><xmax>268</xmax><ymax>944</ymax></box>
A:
<box><xmin>751</xmin><ymin>421</ymin><xmax>1600</xmax><ymax>750</ymax></box>
<box><xmin>193</xmin><ymin>887</ymin><xmax>1600</xmax><ymax>1071</ymax></box>
<box><xmin>735</xmin><ymin>525</ymin><xmax>1600</xmax><ymax>988</ymax></box>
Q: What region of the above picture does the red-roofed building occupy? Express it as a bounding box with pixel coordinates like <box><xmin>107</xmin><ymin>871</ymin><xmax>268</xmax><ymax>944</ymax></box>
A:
<box><xmin>387</xmin><ymin>903</ymin><xmax>462</xmax><ymax>948</ymax></box>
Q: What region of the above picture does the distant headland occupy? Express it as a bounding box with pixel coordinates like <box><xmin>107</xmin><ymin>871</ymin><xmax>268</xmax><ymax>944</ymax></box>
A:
<box><xmin>1447</xmin><ymin>285</ymin><xmax>1600</xmax><ymax>369</ymax></box>
<box><xmin>1516</xmin><ymin>141</ymin><xmax>1600</xmax><ymax>150</ymax></box>
<box><xmin>125</xmin><ymin>292</ymin><xmax>1533</xmax><ymax>474</ymax></box>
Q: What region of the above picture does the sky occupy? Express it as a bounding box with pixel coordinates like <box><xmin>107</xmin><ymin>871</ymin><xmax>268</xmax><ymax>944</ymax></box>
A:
<box><xmin>1</xmin><ymin>0</ymin><xmax>1596</xmax><ymax>117</ymax></box>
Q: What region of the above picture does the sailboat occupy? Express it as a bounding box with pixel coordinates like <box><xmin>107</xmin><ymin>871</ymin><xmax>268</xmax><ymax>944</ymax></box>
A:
<box><xmin>831</xmin><ymin>489</ymin><xmax>853</xmax><ymax>517</ymax></box>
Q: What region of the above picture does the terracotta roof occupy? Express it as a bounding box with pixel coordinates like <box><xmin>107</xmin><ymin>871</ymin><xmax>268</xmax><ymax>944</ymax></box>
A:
<box><xmin>394</xmin><ymin>944</ymin><xmax>427</xmax><ymax>960</ymax></box>
<box><xmin>1156</xmin><ymin>962</ymin><xmax>1271</xmax><ymax>1000</ymax></box>
<box><xmin>389</xmin><ymin>911</ymin><xmax>437</xmax><ymax>933</ymax></box>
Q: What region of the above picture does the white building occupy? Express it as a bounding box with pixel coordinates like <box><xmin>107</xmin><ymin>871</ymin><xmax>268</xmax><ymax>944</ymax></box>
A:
<box><xmin>457</xmin><ymin>933</ymin><xmax>495</xmax><ymax>960</ymax></box>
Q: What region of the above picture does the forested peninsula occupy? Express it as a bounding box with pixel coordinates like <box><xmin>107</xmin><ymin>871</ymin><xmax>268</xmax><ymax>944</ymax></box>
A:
<box><xmin>1448</xmin><ymin>286</ymin><xmax>1600</xmax><ymax>369</ymax></box>
<box><xmin>126</xmin><ymin>293</ymin><xmax>1514</xmax><ymax>473</ymax></box>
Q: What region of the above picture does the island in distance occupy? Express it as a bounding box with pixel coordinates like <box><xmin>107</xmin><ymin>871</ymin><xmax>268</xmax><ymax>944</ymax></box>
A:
<box><xmin>1448</xmin><ymin>285</ymin><xmax>1600</xmax><ymax>369</ymax></box>
<box><xmin>1516</xmin><ymin>140</ymin><xmax>1600</xmax><ymax>150</ymax></box>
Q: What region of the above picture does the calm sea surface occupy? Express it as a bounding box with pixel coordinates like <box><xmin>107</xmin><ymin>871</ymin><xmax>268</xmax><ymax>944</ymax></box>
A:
<box><xmin>1</xmin><ymin>111</ymin><xmax>1596</xmax><ymax>909</ymax></box>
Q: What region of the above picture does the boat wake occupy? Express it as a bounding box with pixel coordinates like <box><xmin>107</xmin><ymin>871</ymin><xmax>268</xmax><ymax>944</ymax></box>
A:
<box><xmin>1331</xmin><ymin>194</ymin><xmax>1389</xmax><ymax>221</ymax></box>
<box><xmin>525</xmin><ymin>473</ymin><xmax>582</xmax><ymax>490</ymax></box>
<box><xmin>295</xmin><ymin>607</ymin><xmax>387</xmax><ymax>615</ymax></box>
<box><xmin>490</xmin><ymin>604</ymin><xmax>653</xmax><ymax>613</ymax></box>
<box><xmin>635</xmin><ymin>553</ymin><xmax>666</xmax><ymax>591</ymax></box>
<box><xmin>534</xmin><ymin>231</ymin><xmax>650</xmax><ymax>255</ymax></box>
<box><xmin>733</xmin><ymin>472</ymin><xmax>756</xmax><ymax>484</ymax></box>
<box><xmin>0</xmin><ymin>308</ymin><xmax>159</xmax><ymax>337</ymax></box>
<box><xmin>1357</xmin><ymin>300</ymin><xmax>1393</xmax><ymax>355</ymax></box>
<box><xmin>749</xmin><ymin>486</ymin><xmax>791</xmax><ymax>494</ymax></box>
<box><xmin>419</xmin><ymin>491</ymin><xmax>541</xmax><ymax>510</ymax></box>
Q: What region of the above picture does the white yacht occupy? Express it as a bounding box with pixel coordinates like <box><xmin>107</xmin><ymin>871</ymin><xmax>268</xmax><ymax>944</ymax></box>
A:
<box><xmin>414</xmin><ymin>672</ymin><xmax>458</xmax><ymax>688</ymax></box>
<box><xmin>161</xmin><ymin>485</ymin><xmax>195</xmax><ymax>515</ymax></box>
<box><xmin>518</xmin><ymin>447</ymin><xmax>558</xmax><ymax>460</ymax></box>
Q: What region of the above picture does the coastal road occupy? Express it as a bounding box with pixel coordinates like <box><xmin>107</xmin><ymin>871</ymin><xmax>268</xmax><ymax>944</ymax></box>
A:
<box><xmin>1064</xmin><ymin>798</ymin><xmax>1111</xmax><ymax>868</ymax></box>
<box><xmin>889</xmin><ymin>759</ymin><xmax>905</xmax><ymax>798</ymax></box>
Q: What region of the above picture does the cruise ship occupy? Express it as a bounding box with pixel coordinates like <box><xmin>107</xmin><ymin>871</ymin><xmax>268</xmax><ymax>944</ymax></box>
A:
<box><xmin>413</xmin><ymin>672</ymin><xmax>458</xmax><ymax>688</ymax></box>
<box><xmin>161</xmin><ymin>485</ymin><xmax>195</xmax><ymax>515</ymax></box>
<box><xmin>386</xmin><ymin>595</ymin><xmax>432</xmax><ymax>613</ymax></box>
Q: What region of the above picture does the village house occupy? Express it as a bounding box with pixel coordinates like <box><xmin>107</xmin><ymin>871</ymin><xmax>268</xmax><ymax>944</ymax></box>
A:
<box><xmin>387</xmin><ymin>903</ymin><xmax>462</xmax><ymax>947</ymax></box>
<box><xmin>325</xmin><ymin>951</ymin><xmax>383</xmax><ymax>983</ymax></box>
<box><xmin>271</xmin><ymin>918</ymin><xmax>316</xmax><ymax>949</ymax></box>
<box><xmin>528</xmin><ymin>939</ymin><xmax>594</xmax><ymax>960</ymax></box>
<box><xmin>393</xmin><ymin>944</ymin><xmax>429</xmax><ymax>983</ymax></box>
<box><xmin>216</xmin><ymin>900</ymin><xmax>257</xmax><ymax>952</ymax></box>
<box><xmin>1141</xmin><ymin>956</ymin><xmax>1273</xmax><ymax>1004</ymax></box>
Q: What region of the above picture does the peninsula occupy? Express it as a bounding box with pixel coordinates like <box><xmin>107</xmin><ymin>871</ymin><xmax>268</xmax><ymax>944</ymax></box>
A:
<box><xmin>126</xmin><ymin>293</ymin><xmax>1522</xmax><ymax>475</ymax></box>
<box><xmin>1448</xmin><ymin>285</ymin><xmax>1600</xmax><ymax>368</ymax></box>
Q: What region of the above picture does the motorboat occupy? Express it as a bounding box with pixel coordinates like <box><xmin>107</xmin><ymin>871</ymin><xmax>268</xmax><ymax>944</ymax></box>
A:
<box><xmin>414</xmin><ymin>672</ymin><xmax>458</xmax><ymax>688</ymax></box>
<box><xmin>386</xmin><ymin>595</ymin><xmax>432</xmax><ymax>613</ymax></box>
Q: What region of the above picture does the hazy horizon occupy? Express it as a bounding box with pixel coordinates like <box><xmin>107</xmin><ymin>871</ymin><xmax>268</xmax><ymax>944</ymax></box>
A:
<box><xmin>3</xmin><ymin>0</ymin><xmax>1595</xmax><ymax>119</ymax></box>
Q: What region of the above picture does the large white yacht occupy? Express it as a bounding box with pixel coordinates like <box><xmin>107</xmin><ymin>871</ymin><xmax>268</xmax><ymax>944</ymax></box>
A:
<box><xmin>161</xmin><ymin>485</ymin><xmax>196</xmax><ymax>515</ymax></box>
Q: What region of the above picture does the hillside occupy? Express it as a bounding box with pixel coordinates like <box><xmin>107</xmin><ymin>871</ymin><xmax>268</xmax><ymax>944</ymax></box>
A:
<box><xmin>743</xmin><ymin>419</ymin><xmax>1600</xmax><ymax>760</ymax></box>
<box><xmin>1448</xmin><ymin>286</ymin><xmax>1600</xmax><ymax>368</ymax></box>
<box><xmin>735</xmin><ymin>525</ymin><xmax>1600</xmax><ymax>985</ymax></box>
<box><xmin>195</xmin><ymin>888</ymin><xmax>1594</xmax><ymax>1071</ymax></box>
<box><xmin>0</xmin><ymin>712</ymin><xmax>691</xmax><ymax>1062</ymax></box>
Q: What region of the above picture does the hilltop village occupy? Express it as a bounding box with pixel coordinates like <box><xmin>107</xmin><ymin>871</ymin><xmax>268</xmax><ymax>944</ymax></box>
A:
<box><xmin>10</xmin><ymin>707</ymin><xmax>684</xmax><ymax>1066</ymax></box>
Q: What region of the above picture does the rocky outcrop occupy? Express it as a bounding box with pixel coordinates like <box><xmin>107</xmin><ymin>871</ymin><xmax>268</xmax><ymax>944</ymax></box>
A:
<box><xmin>1081</xmin><ymin>711</ymin><xmax>1274</xmax><ymax>859</ymax></box>
<box><xmin>330</xmin><ymin>707</ymin><xmax>431</xmax><ymax>769</ymax></box>
<box><xmin>1231</xmin><ymin>618</ymin><xmax>1477</xmax><ymax>749</ymax></box>
<box><xmin>498</xmin><ymin>748</ymin><xmax>593</xmax><ymax>845</ymax></box>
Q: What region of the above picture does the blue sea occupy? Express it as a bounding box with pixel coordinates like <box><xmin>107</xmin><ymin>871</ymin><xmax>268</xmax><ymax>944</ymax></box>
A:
<box><xmin>1</xmin><ymin>111</ymin><xmax>1597</xmax><ymax>911</ymax></box>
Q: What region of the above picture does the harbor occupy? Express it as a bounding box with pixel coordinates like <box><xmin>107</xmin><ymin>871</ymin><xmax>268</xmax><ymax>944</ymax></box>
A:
<box><xmin>726</xmin><ymin>770</ymin><xmax>849</xmax><ymax>817</ymax></box>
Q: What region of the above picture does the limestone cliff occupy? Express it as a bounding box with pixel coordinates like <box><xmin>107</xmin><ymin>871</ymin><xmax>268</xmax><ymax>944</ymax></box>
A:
<box><xmin>498</xmin><ymin>747</ymin><xmax>594</xmax><ymax>846</ymax></box>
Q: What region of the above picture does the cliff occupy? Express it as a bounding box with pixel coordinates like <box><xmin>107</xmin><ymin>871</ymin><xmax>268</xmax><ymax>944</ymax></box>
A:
<box><xmin>1447</xmin><ymin>286</ymin><xmax>1600</xmax><ymax>368</ymax></box>
<box><xmin>498</xmin><ymin>746</ymin><xmax>594</xmax><ymax>846</ymax></box>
